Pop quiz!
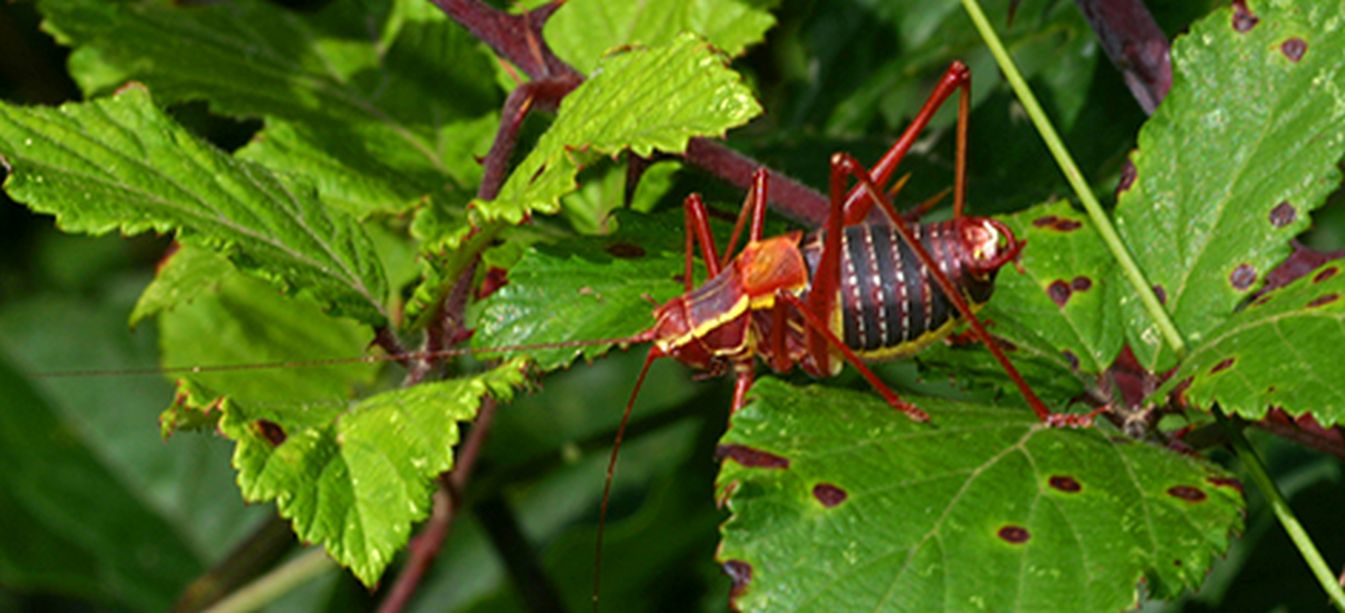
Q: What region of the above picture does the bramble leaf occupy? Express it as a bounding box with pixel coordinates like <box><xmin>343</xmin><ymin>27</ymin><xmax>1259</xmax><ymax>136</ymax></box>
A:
<box><xmin>478</xmin><ymin>33</ymin><xmax>761</xmax><ymax>224</ymax></box>
<box><xmin>41</xmin><ymin>0</ymin><xmax>498</xmax><ymax>219</ymax></box>
<box><xmin>544</xmin><ymin>0</ymin><xmax>777</xmax><ymax>74</ymax></box>
<box><xmin>157</xmin><ymin>247</ymin><xmax>379</xmax><ymax>417</ymax></box>
<box><xmin>1158</xmin><ymin>262</ymin><xmax>1345</xmax><ymax>425</ymax></box>
<box><xmin>1113</xmin><ymin>0</ymin><xmax>1345</xmax><ymax>370</ymax></box>
<box><xmin>0</xmin><ymin>88</ymin><xmax>390</xmax><ymax>325</ymax></box>
<box><xmin>718</xmin><ymin>379</ymin><xmax>1244</xmax><ymax>611</ymax></box>
<box><xmin>470</xmin><ymin>212</ymin><xmax>688</xmax><ymax>369</ymax></box>
<box><xmin>220</xmin><ymin>360</ymin><xmax>527</xmax><ymax>586</ymax></box>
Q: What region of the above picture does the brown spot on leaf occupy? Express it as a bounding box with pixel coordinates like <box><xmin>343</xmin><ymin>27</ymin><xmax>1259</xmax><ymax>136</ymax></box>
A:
<box><xmin>1048</xmin><ymin>475</ymin><xmax>1082</xmax><ymax>493</ymax></box>
<box><xmin>1062</xmin><ymin>349</ymin><xmax>1080</xmax><ymax>370</ymax></box>
<box><xmin>1047</xmin><ymin>280</ymin><xmax>1072</xmax><ymax>307</ymax></box>
<box><xmin>1230</xmin><ymin>264</ymin><xmax>1256</xmax><ymax>291</ymax></box>
<box><xmin>1269</xmin><ymin>201</ymin><xmax>1297</xmax><ymax>227</ymax></box>
<box><xmin>1167</xmin><ymin>485</ymin><xmax>1207</xmax><ymax>502</ymax></box>
<box><xmin>812</xmin><ymin>483</ymin><xmax>848</xmax><ymax>508</ymax></box>
<box><xmin>1031</xmin><ymin>215</ymin><xmax>1083</xmax><ymax>232</ymax></box>
<box><xmin>997</xmin><ymin>525</ymin><xmax>1031</xmax><ymax>544</ymax></box>
<box><xmin>255</xmin><ymin>420</ymin><xmax>286</xmax><ymax>446</ymax></box>
<box><xmin>1314</xmin><ymin>266</ymin><xmax>1339</xmax><ymax>283</ymax></box>
<box><xmin>1173</xmin><ymin>559</ymin><xmax>1183</xmax><ymax>567</ymax></box>
<box><xmin>1153</xmin><ymin>284</ymin><xmax>1167</xmax><ymax>305</ymax></box>
<box><xmin>1207</xmin><ymin>476</ymin><xmax>1244</xmax><ymax>493</ymax></box>
<box><xmin>1281</xmin><ymin>37</ymin><xmax>1307</xmax><ymax>62</ymax></box>
<box><xmin>717</xmin><ymin>444</ymin><xmax>790</xmax><ymax>469</ymax></box>
<box><xmin>1307</xmin><ymin>293</ymin><xmax>1340</xmax><ymax>308</ymax></box>
<box><xmin>1071</xmin><ymin>276</ymin><xmax>1093</xmax><ymax>292</ymax></box>
<box><xmin>723</xmin><ymin>560</ymin><xmax>752</xmax><ymax>601</ymax></box>
<box><xmin>1115</xmin><ymin>159</ymin><xmax>1137</xmax><ymax>196</ymax></box>
<box><xmin>1232</xmin><ymin>0</ymin><xmax>1259</xmax><ymax>32</ymax></box>
<box><xmin>1210</xmin><ymin>357</ymin><xmax>1236</xmax><ymax>374</ymax></box>
<box><xmin>605</xmin><ymin>242</ymin><xmax>646</xmax><ymax>259</ymax></box>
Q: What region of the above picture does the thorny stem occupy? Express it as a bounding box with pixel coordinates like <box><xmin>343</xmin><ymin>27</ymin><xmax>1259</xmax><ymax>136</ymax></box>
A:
<box><xmin>965</xmin><ymin>0</ymin><xmax>1341</xmax><ymax>606</ymax></box>
<box><xmin>431</xmin><ymin>0</ymin><xmax>830</xmax><ymax>225</ymax></box>
<box><xmin>377</xmin><ymin>398</ymin><xmax>499</xmax><ymax>613</ymax></box>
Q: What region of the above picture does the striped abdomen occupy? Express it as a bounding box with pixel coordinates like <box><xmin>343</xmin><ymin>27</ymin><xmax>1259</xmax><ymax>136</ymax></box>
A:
<box><xmin>802</xmin><ymin>220</ymin><xmax>997</xmax><ymax>360</ymax></box>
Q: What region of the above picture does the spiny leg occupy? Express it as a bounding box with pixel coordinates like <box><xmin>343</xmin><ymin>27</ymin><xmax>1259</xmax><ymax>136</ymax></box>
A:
<box><xmin>840</xmin><ymin>61</ymin><xmax>972</xmax><ymax>225</ymax></box>
<box><xmin>682</xmin><ymin>193</ymin><xmax>723</xmax><ymax>286</ymax></box>
<box><xmin>720</xmin><ymin>168</ymin><xmax>771</xmax><ymax>266</ymax></box>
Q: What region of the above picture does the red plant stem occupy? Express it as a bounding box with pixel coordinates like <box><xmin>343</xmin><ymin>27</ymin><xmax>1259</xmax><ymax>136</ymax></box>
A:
<box><xmin>1074</xmin><ymin>0</ymin><xmax>1171</xmax><ymax>114</ymax></box>
<box><xmin>376</xmin><ymin>398</ymin><xmax>499</xmax><ymax>613</ymax></box>
<box><xmin>429</xmin><ymin>0</ymin><xmax>831</xmax><ymax>225</ymax></box>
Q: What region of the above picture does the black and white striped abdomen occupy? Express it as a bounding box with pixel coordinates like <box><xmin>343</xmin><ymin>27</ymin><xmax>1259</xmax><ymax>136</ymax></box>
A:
<box><xmin>803</xmin><ymin>221</ymin><xmax>995</xmax><ymax>358</ymax></box>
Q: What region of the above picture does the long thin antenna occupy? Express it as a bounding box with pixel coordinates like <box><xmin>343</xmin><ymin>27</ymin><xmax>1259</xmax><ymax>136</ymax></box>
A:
<box><xmin>593</xmin><ymin>347</ymin><xmax>661</xmax><ymax>611</ymax></box>
<box><xmin>31</xmin><ymin>334</ymin><xmax>654</xmax><ymax>379</ymax></box>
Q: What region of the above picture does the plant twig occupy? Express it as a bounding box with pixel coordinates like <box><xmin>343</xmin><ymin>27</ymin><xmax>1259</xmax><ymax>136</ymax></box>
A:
<box><xmin>172</xmin><ymin>516</ymin><xmax>295</xmax><ymax>612</ymax></box>
<box><xmin>1074</xmin><ymin>0</ymin><xmax>1171</xmax><ymax>114</ymax></box>
<box><xmin>1223</xmin><ymin>416</ymin><xmax>1345</xmax><ymax>611</ymax></box>
<box><xmin>430</xmin><ymin>0</ymin><xmax>830</xmax><ymax>225</ymax></box>
<box><xmin>202</xmin><ymin>549</ymin><xmax>334</xmax><ymax>613</ymax></box>
<box><xmin>376</xmin><ymin>397</ymin><xmax>500</xmax><ymax>613</ymax></box>
<box><xmin>961</xmin><ymin>0</ymin><xmax>1186</xmax><ymax>358</ymax></box>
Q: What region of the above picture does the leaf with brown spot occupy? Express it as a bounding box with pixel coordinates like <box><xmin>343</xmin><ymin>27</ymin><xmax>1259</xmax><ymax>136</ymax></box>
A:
<box><xmin>1157</xmin><ymin>262</ymin><xmax>1345</xmax><ymax>425</ymax></box>
<box><xmin>1113</xmin><ymin>0</ymin><xmax>1345</xmax><ymax>371</ymax></box>
<box><xmin>919</xmin><ymin>200</ymin><xmax>1123</xmax><ymax>404</ymax></box>
<box><xmin>718</xmin><ymin>379</ymin><xmax>1243</xmax><ymax>611</ymax></box>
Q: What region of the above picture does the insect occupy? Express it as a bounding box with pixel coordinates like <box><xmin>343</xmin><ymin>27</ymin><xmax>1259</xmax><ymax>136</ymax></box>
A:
<box><xmin>588</xmin><ymin>60</ymin><xmax>1084</xmax><ymax>606</ymax></box>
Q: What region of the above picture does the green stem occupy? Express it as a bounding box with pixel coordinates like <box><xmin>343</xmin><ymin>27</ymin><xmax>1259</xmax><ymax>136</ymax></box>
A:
<box><xmin>959</xmin><ymin>0</ymin><xmax>1186</xmax><ymax>359</ymax></box>
<box><xmin>960</xmin><ymin>0</ymin><xmax>1342</xmax><ymax>607</ymax></box>
<box><xmin>203</xmin><ymin>549</ymin><xmax>335</xmax><ymax>613</ymax></box>
<box><xmin>1223</xmin><ymin>417</ymin><xmax>1345</xmax><ymax>611</ymax></box>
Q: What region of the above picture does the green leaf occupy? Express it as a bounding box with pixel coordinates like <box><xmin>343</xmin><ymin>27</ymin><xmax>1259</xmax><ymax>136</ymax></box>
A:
<box><xmin>717</xmin><ymin>379</ymin><xmax>1244</xmax><ymax>611</ymax></box>
<box><xmin>157</xmin><ymin>247</ymin><xmax>380</xmax><ymax>415</ymax></box>
<box><xmin>0</xmin><ymin>355</ymin><xmax>203</xmax><ymax>611</ymax></box>
<box><xmin>478</xmin><ymin>33</ymin><xmax>762</xmax><ymax>224</ymax></box>
<box><xmin>544</xmin><ymin>0</ymin><xmax>778</xmax><ymax>74</ymax></box>
<box><xmin>0</xmin><ymin>87</ymin><xmax>390</xmax><ymax>325</ymax></box>
<box><xmin>220</xmin><ymin>360</ymin><xmax>527</xmax><ymax>586</ymax></box>
<box><xmin>41</xmin><ymin>0</ymin><xmax>498</xmax><ymax>220</ymax></box>
<box><xmin>1113</xmin><ymin>0</ymin><xmax>1345</xmax><ymax>370</ymax></box>
<box><xmin>470</xmin><ymin>212</ymin><xmax>688</xmax><ymax>369</ymax></box>
<box><xmin>129</xmin><ymin>244</ymin><xmax>231</xmax><ymax>327</ymax></box>
<box><xmin>918</xmin><ymin>201</ymin><xmax>1124</xmax><ymax>404</ymax></box>
<box><xmin>1159</xmin><ymin>262</ymin><xmax>1345</xmax><ymax>424</ymax></box>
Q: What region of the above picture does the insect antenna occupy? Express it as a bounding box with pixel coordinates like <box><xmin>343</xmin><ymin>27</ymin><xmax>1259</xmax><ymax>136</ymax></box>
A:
<box><xmin>29</xmin><ymin>334</ymin><xmax>656</xmax><ymax>379</ymax></box>
<box><xmin>592</xmin><ymin>345</ymin><xmax>663</xmax><ymax>611</ymax></box>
